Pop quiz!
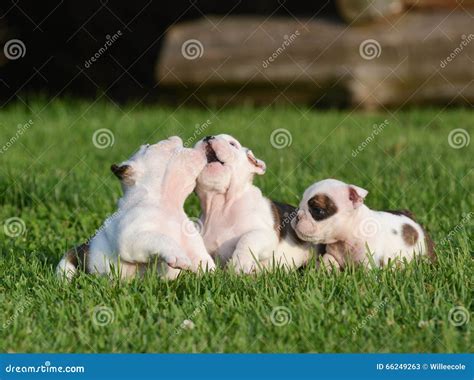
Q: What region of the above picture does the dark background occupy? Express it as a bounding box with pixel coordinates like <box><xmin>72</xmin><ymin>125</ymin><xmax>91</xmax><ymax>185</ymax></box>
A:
<box><xmin>0</xmin><ymin>1</ymin><xmax>340</xmax><ymax>102</ymax></box>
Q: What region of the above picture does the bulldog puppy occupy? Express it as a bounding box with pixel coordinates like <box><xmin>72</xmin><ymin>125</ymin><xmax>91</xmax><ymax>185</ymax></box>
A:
<box><xmin>293</xmin><ymin>179</ymin><xmax>435</xmax><ymax>269</ymax></box>
<box><xmin>194</xmin><ymin>134</ymin><xmax>315</xmax><ymax>273</ymax></box>
<box><xmin>56</xmin><ymin>136</ymin><xmax>215</xmax><ymax>280</ymax></box>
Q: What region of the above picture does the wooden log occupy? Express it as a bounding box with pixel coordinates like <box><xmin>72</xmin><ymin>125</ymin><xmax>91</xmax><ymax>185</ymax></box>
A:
<box><xmin>404</xmin><ymin>0</ymin><xmax>474</xmax><ymax>10</ymax></box>
<box><xmin>156</xmin><ymin>11</ymin><xmax>474</xmax><ymax>109</ymax></box>
<box><xmin>336</xmin><ymin>0</ymin><xmax>404</xmax><ymax>25</ymax></box>
<box><xmin>348</xmin><ymin>11</ymin><xmax>474</xmax><ymax>108</ymax></box>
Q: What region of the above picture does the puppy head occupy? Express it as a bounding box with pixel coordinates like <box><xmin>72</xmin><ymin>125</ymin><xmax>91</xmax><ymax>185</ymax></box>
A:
<box><xmin>292</xmin><ymin>179</ymin><xmax>368</xmax><ymax>244</ymax></box>
<box><xmin>194</xmin><ymin>134</ymin><xmax>266</xmax><ymax>194</ymax></box>
<box><xmin>162</xmin><ymin>144</ymin><xmax>207</xmax><ymax>199</ymax></box>
<box><xmin>111</xmin><ymin>136</ymin><xmax>183</xmax><ymax>191</ymax></box>
<box><xmin>111</xmin><ymin>136</ymin><xmax>206</xmax><ymax>201</ymax></box>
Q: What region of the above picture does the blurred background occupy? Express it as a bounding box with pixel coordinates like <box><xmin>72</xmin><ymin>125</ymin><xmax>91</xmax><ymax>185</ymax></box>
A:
<box><xmin>0</xmin><ymin>0</ymin><xmax>473</xmax><ymax>109</ymax></box>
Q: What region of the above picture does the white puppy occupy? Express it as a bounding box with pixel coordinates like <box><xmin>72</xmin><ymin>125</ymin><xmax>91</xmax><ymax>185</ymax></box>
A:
<box><xmin>293</xmin><ymin>179</ymin><xmax>435</xmax><ymax>269</ymax></box>
<box><xmin>194</xmin><ymin>134</ymin><xmax>316</xmax><ymax>273</ymax></box>
<box><xmin>57</xmin><ymin>136</ymin><xmax>215</xmax><ymax>280</ymax></box>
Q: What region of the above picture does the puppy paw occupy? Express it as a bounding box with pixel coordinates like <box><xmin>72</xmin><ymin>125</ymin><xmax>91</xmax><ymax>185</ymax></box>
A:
<box><xmin>166</xmin><ymin>255</ymin><xmax>192</xmax><ymax>270</ymax></box>
<box><xmin>230</xmin><ymin>257</ymin><xmax>257</xmax><ymax>274</ymax></box>
<box><xmin>319</xmin><ymin>253</ymin><xmax>341</xmax><ymax>272</ymax></box>
<box><xmin>199</xmin><ymin>259</ymin><xmax>216</xmax><ymax>272</ymax></box>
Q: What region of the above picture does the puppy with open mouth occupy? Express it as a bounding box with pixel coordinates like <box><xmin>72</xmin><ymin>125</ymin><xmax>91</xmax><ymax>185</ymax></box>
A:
<box><xmin>292</xmin><ymin>179</ymin><xmax>435</xmax><ymax>270</ymax></box>
<box><xmin>56</xmin><ymin>136</ymin><xmax>215</xmax><ymax>280</ymax></box>
<box><xmin>194</xmin><ymin>134</ymin><xmax>317</xmax><ymax>273</ymax></box>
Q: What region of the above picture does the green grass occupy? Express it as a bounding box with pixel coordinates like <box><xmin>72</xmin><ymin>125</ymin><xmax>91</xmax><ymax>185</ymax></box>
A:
<box><xmin>0</xmin><ymin>99</ymin><xmax>472</xmax><ymax>353</ymax></box>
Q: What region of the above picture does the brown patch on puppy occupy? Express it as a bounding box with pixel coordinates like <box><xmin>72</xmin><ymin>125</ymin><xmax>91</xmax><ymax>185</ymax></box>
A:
<box><xmin>386</xmin><ymin>209</ymin><xmax>436</xmax><ymax>262</ymax></box>
<box><xmin>111</xmin><ymin>164</ymin><xmax>134</xmax><ymax>185</ymax></box>
<box><xmin>402</xmin><ymin>224</ymin><xmax>418</xmax><ymax>246</ymax></box>
<box><xmin>271</xmin><ymin>200</ymin><xmax>304</xmax><ymax>244</ymax></box>
<box><xmin>64</xmin><ymin>243</ymin><xmax>90</xmax><ymax>273</ymax></box>
<box><xmin>307</xmin><ymin>194</ymin><xmax>338</xmax><ymax>221</ymax></box>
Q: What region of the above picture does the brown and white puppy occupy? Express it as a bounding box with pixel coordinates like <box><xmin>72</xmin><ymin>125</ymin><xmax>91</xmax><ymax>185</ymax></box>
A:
<box><xmin>56</xmin><ymin>136</ymin><xmax>215</xmax><ymax>280</ymax></box>
<box><xmin>293</xmin><ymin>179</ymin><xmax>435</xmax><ymax>269</ymax></box>
<box><xmin>194</xmin><ymin>134</ymin><xmax>317</xmax><ymax>273</ymax></box>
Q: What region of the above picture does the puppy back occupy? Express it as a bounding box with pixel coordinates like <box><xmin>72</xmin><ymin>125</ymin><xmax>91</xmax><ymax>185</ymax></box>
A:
<box><xmin>384</xmin><ymin>209</ymin><xmax>436</xmax><ymax>262</ymax></box>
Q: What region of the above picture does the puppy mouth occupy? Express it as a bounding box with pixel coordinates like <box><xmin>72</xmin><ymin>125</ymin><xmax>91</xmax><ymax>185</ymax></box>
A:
<box><xmin>294</xmin><ymin>228</ymin><xmax>317</xmax><ymax>242</ymax></box>
<box><xmin>205</xmin><ymin>143</ymin><xmax>224</xmax><ymax>165</ymax></box>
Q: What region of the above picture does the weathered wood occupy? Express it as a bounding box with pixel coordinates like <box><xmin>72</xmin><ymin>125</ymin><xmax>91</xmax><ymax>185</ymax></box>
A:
<box><xmin>349</xmin><ymin>11</ymin><xmax>474</xmax><ymax>108</ymax></box>
<box><xmin>336</xmin><ymin>0</ymin><xmax>404</xmax><ymax>25</ymax></box>
<box><xmin>404</xmin><ymin>0</ymin><xmax>474</xmax><ymax>9</ymax></box>
<box><xmin>156</xmin><ymin>11</ymin><xmax>474</xmax><ymax>109</ymax></box>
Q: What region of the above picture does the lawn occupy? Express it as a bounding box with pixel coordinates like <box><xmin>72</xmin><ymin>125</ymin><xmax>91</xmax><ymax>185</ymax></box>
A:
<box><xmin>0</xmin><ymin>99</ymin><xmax>472</xmax><ymax>353</ymax></box>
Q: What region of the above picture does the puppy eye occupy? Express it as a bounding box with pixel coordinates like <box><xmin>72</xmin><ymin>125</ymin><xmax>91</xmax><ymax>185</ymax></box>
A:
<box><xmin>229</xmin><ymin>141</ymin><xmax>238</xmax><ymax>149</ymax></box>
<box><xmin>309</xmin><ymin>206</ymin><xmax>327</xmax><ymax>221</ymax></box>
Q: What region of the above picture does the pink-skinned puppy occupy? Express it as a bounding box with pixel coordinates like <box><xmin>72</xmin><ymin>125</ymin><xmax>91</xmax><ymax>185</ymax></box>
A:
<box><xmin>194</xmin><ymin>134</ymin><xmax>317</xmax><ymax>273</ymax></box>
<box><xmin>292</xmin><ymin>179</ymin><xmax>435</xmax><ymax>270</ymax></box>
<box><xmin>56</xmin><ymin>136</ymin><xmax>215</xmax><ymax>280</ymax></box>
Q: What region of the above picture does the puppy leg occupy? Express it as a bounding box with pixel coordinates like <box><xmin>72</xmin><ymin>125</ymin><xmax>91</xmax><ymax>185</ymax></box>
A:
<box><xmin>230</xmin><ymin>230</ymin><xmax>278</xmax><ymax>274</ymax></box>
<box><xmin>184</xmin><ymin>234</ymin><xmax>216</xmax><ymax>273</ymax></box>
<box><xmin>320</xmin><ymin>254</ymin><xmax>341</xmax><ymax>271</ymax></box>
<box><xmin>122</xmin><ymin>233</ymin><xmax>192</xmax><ymax>270</ymax></box>
<box><xmin>319</xmin><ymin>242</ymin><xmax>351</xmax><ymax>271</ymax></box>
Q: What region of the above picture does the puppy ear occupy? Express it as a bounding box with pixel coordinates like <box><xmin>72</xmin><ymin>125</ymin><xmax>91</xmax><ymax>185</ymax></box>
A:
<box><xmin>111</xmin><ymin>164</ymin><xmax>134</xmax><ymax>185</ymax></box>
<box><xmin>167</xmin><ymin>136</ymin><xmax>183</xmax><ymax>145</ymax></box>
<box><xmin>247</xmin><ymin>149</ymin><xmax>266</xmax><ymax>175</ymax></box>
<box><xmin>348</xmin><ymin>185</ymin><xmax>368</xmax><ymax>208</ymax></box>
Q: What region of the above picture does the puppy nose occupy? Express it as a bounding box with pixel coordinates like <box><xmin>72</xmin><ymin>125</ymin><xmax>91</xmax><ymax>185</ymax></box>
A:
<box><xmin>203</xmin><ymin>136</ymin><xmax>214</xmax><ymax>142</ymax></box>
<box><xmin>296</xmin><ymin>210</ymin><xmax>304</xmax><ymax>222</ymax></box>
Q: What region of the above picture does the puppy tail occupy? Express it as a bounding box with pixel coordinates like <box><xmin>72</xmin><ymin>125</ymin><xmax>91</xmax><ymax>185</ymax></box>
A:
<box><xmin>56</xmin><ymin>243</ymin><xmax>89</xmax><ymax>281</ymax></box>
